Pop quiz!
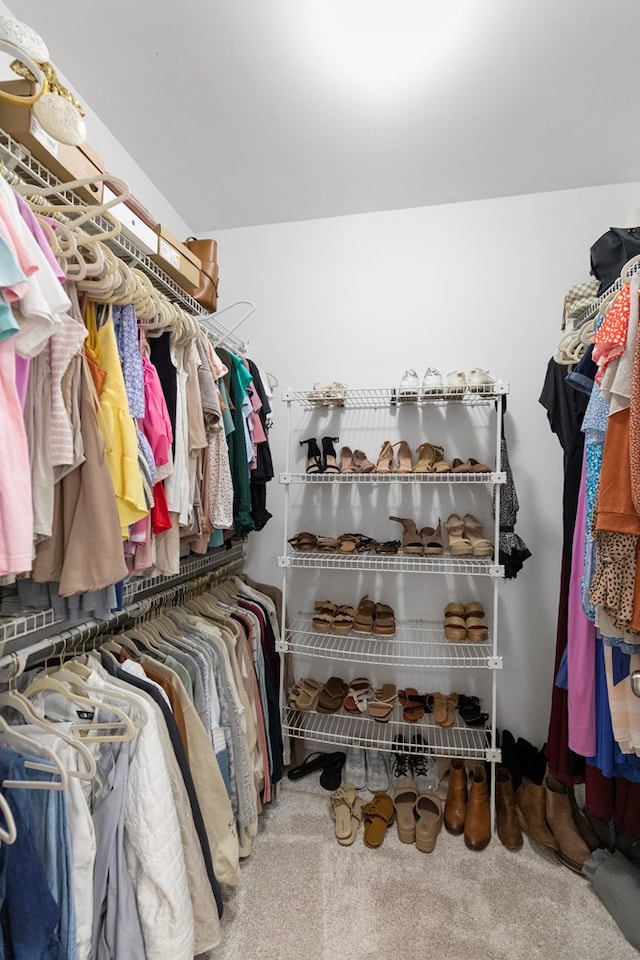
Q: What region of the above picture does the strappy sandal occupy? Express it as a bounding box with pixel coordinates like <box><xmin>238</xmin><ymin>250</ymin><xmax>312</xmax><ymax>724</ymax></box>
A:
<box><xmin>444</xmin><ymin>514</ymin><xmax>473</xmax><ymax>557</ymax></box>
<box><xmin>361</xmin><ymin>792</ymin><xmax>395</xmax><ymax>847</ymax></box>
<box><xmin>375</xmin><ymin>440</ymin><xmax>396</xmax><ymax>473</ymax></box>
<box><xmin>288</xmin><ymin>532</ymin><xmax>317</xmax><ymax>551</ymax></box>
<box><xmin>392</xmin><ymin>440</ymin><xmax>413</xmax><ymax>473</ymax></box>
<box><xmin>330</xmin><ymin>786</ymin><xmax>363</xmax><ymax>845</ymax></box>
<box><xmin>462</xmin><ymin>514</ymin><xmax>493</xmax><ymax>557</ymax></box>
<box><xmin>389</xmin><ymin>516</ymin><xmax>423</xmax><ymax>555</ymax></box>
<box><xmin>368</xmin><ymin>683</ymin><xmax>397</xmax><ymax>722</ymax></box>
<box><xmin>373</xmin><ymin>603</ymin><xmax>396</xmax><ymax>636</ymax></box>
<box><xmin>291</xmin><ymin>677</ymin><xmax>323</xmax><ymax>710</ymax></box>
<box><xmin>467</xmin><ymin>458</ymin><xmax>492</xmax><ymax>473</ymax></box>
<box><xmin>353</xmin><ymin>596</ymin><xmax>376</xmax><ymax>633</ymax></box>
<box><xmin>352</xmin><ymin>449</ymin><xmax>376</xmax><ymax>473</ymax></box>
<box><xmin>375</xmin><ymin>539</ymin><xmax>400</xmax><ymax>555</ymax></box>
<box><xmin>399</xmin><ymin>688</ymin><xmax>426</xmax><ymax>723</ymax></box>
<box><xmin>420</xmin><ymin>521</ymin><xmax>444</xmax><ymax>556</ymax></box>
<box><xmin>316</xmin><ymin>536</ymin><xmax>339</xmax><ymax>552</ymax></box>
<box><xmin>339</xmin><ymin>446</ymin><xmax>354</xmax><ymax>473</ymax></box>
<box><xmin>457</xmin><ymin>694</ymin><xmax>489</xmax><ymax>727</ymax></box>
<box><xmin>343</xmin><ymin>678</ymin><xmax>374</xmax><ymax>714</ymax></box>
<box><xmin>431</xmin><ymin>691</ymin><xmax>458</xmax><ymax>728</ymax></box>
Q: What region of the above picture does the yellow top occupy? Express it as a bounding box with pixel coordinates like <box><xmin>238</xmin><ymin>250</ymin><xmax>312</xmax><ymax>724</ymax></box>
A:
<box><xmin>83</xmin><ymin>300</ymin><xmax>147</xmax><ymax>537</ymax></box>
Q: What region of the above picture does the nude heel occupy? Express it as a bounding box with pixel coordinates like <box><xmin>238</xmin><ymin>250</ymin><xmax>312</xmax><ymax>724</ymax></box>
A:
<box><xmin>353</xmin><ymin>449</ymin><xmax>376</xmax><ymax>473</ymax></box>
<box><xmin>444</xmin><ymin>513</ymin><xmax>473</xmax><ymax>557</ymax></box>
<box><xmin>393</xmin><ymin>440</ymin><xmax>413</xmax><ymax>473</ymax></box>
<box><xmin>375</xmin><ymin>440</ymin><xmax>396</xmax><ymax>473</ymax></box>
<box><xmin>420</xmin><ymin>520</ymin><xmax>444</xmax><ymax>556</ymax></box>
<box><xmin>462</xmin><ymin>513</ymin><xmax>493</xmax><ymax>557</ymax></box>
<box><xmin>389</xmin><ymin>516</ymin><xmax>423</xmax><ymax>554</ymax></box>
<box><xmin>340</xmin><ymin>446</ymin><xmax>354</xmax><ymax>473</ymax></box>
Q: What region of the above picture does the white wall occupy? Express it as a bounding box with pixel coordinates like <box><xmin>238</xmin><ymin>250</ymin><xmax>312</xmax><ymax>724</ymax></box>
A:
<box><xmin>0</xmin><ymin>0</ymin><xmax>193</xmax><ymax>237</ymax></box>
<box><xmin>212</xmin><ymin>180</ymin><xmax>640</xmax><ymax>749</ymax></box>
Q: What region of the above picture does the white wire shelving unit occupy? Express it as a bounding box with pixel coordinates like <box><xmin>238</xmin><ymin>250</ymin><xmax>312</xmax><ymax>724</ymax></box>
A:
<box><xmin>0</xmin><ymin>129</ymin><xmax>246</xmax><ymax>353</ymax></box>
<box><xmin>279</xmin><ymin>379</ymin><xmax>510</xmax><ymax>835</ymax></box>
<box><xmin>281</xmin><ymin>471</ymin><xmax>505</xmax><ymax>485</ymax></box>
<box><xmin>284</xmin><ymin>383</ymin><xmax>508</xmax><ymax>410</ymax></box>
<box><xmin>282</xmin><ymin>708</ymin><xmax>489</xmax><ymax>760</ymax></box>
<box><xmin>285</xmin><ymin>616</ymin><xmax>499</xmax><ymax>669</ymax></box>
<box><xmin>279</xmin><ymin>551</ymin><xmax>503</xmax><ymax>577</ymax></box>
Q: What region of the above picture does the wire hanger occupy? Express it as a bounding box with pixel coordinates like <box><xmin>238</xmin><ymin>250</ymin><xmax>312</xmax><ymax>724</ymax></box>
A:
<box><xmin>200</xmin><ymin>299</ymin><xmax>254</xmax><ymax>349</ymax></box>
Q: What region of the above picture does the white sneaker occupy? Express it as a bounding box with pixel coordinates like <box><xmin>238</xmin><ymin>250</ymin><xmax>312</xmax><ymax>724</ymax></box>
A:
<box><xmin>366</xmin><ymin>751</ymin><xmax>390</xmax><ymax>793</ymax></box>
<box><xmin>421</xmin><ymin>367</ymin><xmax>442</xmax><ymax>396</ymax></box>
<box><xmin>444</xmin><ymin>370</ymin><xmax>467</xmax><ymax>394</ymax></box>
<box><xmin>398</xmin><ymin>368</ymin><xmax>419</xmax><ymax>400</ymax></box>
<box><xmin>343</xmin><ymin>747</ymin><xmax>367</xmax><ymax>790</ymax></box>
<box><xmin>467</xmin><ymin>368</ymin><xmax>494</xmax><ymax>393</ymax></box>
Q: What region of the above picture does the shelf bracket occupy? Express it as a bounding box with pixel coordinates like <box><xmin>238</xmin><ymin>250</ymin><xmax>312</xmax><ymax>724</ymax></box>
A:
<box><xmin>277</xmin><ymin>556</ymin><xmax>291</xmax><ymax>568</ymax></box>
<box><xmin>489</xmin><ymin>565</ymin><xmax>505</xmax><ymax>578</ymax></box>
<box><xmin>484</xmin><ymin>747</ymin><xmax>502</xmax><ymax>763</ymax></box>
<box><xmin>279</xmin><ymin>472</ymin><xmax>292</xmax><ymax>484</ymax></box>
<box><xmin>282</xmin><ymin>389</ymin><xmax>294</xmax><ymax>401</ymax></box>
<box><xmin>491</xmin><ymin>472</ymin><xmax>507</xmax><ymax>484</ymax></box>
<box><xmin>276</xmin><ymin>640</ymin><xmax>289</xmax><ymax>653</ymax></box>
<box><xmin>486</xmin><ymin>656</ymin><xmax>503</xmax><ymax>670</ymax></box>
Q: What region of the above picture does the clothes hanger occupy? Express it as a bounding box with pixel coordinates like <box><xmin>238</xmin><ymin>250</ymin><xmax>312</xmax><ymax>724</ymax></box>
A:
<box><xmin>13</xmin><ymin>173</ymin><xmax>131</xmax><ymax>228</ymax></box>
<box><xmin>21</xmin><ymin>672</ymin><xmax>137</xmax><ymax>743</ymax></box>
<box><xmin>0</xmin><ymin>715</ymin><xmax>68</xmax><ymax>791</ymax></box>
<box><xmin>200</xmin><ymin>299</ymin><xmax>254</xmax><ymax>349</ymax></box>
<box><xmin>48</xmin><ymin>663</ymin><xmax>148</xmax><ymax>730</ymax></box>
<box><xmin>0</xmin><ymin>792</ymin><xmax>17</xmax><ymax>844</ymax></box>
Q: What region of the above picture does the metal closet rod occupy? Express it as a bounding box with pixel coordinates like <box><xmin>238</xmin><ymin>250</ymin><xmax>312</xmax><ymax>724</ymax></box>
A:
<box><xmin>0</xmin><ymin>556</ymin><xmax>245</xmax><ymax>681</ymax></box>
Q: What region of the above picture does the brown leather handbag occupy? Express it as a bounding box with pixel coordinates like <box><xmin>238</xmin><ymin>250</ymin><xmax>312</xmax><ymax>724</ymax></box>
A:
<box><xmin>184</xmin><ymin>237</ymin><xmax>219</xmax><ymax>311</ymax></box>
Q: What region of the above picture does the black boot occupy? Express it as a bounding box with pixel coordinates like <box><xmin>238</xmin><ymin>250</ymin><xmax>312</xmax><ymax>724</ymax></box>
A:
<box><xmin>516</xmin><ymin>736</ymin><xmax>547</xmax><ymax>786</ymax></box>
<box><xmin>299</xmin><ymin>437</ymin><xmax>323</xmax><ymax>474</ymax></box>
<box><xmin>321</xmin><ymin>436</ymin><xmax>340</xmax><ymax>474</ymax></box>
<box><xmin>499</xmin><ymin>729</ymin><xmax>522</xmax><ymax>789</ymax></box>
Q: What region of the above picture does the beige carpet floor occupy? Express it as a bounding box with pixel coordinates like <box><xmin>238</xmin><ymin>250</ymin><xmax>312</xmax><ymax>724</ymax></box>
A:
<box><xmin>208</xmin><ymin>773</ymin><xmax>638</xmax><ymax>960</ymax></box>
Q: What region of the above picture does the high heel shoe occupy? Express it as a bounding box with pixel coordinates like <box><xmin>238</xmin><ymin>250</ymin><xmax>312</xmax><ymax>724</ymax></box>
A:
<box><xmin>389</xmin><ymin>516</ymin><xmax>423</xmax><ymax>554</ymax></box>
<box><xmin>444</xmin><ymin>514</ymin><xmax>473</xmax><ymax>557</ymax></box>
<box><xmin>420</xmin><ymin>520</ymin><xmax>444</xmax><ymax>556</ymax></box>
<box><xmin>340</xmin><ymin>446</ymin><xmax>354</xmax><ymax>473</ymax></box>
<box><xmin>462</xmin><ymin>514</ymin><xmax>493</xmax><ymax>557</ymax></box>
<box><xmin>300</xmin><ymin>437</ymin><xmax>323</xmax><ymax>474</ymax></box>
<box><xmin>393</xmin><ymin>440</ymin><xmax>413</xmax><ymax>473</ymax></box>
<box><xmin>321</xmin><ymin>436</ymin><xmax>340</xmax><ymax>475</ymax></box>
<box><xmin>375</xmin><ymin>440</ymin><xmax>396</xmax><ymax>473</ymax></box>
<box><xmin>352</xmin><ymin>449</ymin><xmax>376</xmax><ymax>473</ymax></box>
<box><xmin>413</xmin><ymin>442</ymin><xmax>451</xmax><ymax>474</ymax></box>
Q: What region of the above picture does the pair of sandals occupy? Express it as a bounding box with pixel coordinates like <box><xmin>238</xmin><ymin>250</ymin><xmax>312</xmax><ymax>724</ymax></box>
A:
<box><xmin>312</xmin><ymin>601</ymin><xmax>356</xmax><ymax>634</ymax></box>
<box><xmin>444</xmin><ymin>601</ymin><xmax>489</xmax><ymax>643</ymax></box>
<box><xmin>330</xmin><ymin>788</ymin><xmax>396</xmax><ymax>848</ymax></box>
<box><xmin>398</xmin><ymin>689</ymin><xmax>457</xmax><ymax>727</ymax></box>
<box><xmin>344</xmin><ymin>679</ymin><xmax>397</xmax><ymax>722</ymax></box>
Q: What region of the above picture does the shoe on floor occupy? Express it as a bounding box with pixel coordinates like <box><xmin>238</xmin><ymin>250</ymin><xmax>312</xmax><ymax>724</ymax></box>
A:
<box><xmin>398</xmin><ymin>368</ymin><xmax>419</xmax><ymax>400</ymax></box>
<box><xmin>344</xmin><ymin>746</ymin><xmax>367</xmax><ymax>790</ymax></box>
<box><xmin>366</xmin><ymin>751</ymin><xmax>390</xmax><ymax>793</ymax></box>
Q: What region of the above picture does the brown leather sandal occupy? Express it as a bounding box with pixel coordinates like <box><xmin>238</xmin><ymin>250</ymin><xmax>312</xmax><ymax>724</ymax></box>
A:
<box><xmin>352</xmin><ymin>449</ymin><xmax>376</xmax><ymax>473</ymax></box>
<box><xmin>420</xmin><ymin>520</ymin><xmax>444</xmax><ymax>556</ymax></box>
<box><xmin>373</xmin><ymin>602</ymin><xmax>395</xmax><ymax>635</ymax></box>
<box><xmin>353</xmin><ymin>595</ymin><xmax>376</xmax><ymax>633</ymax></box>
<box><xmin>368</xmin><ymin>684</ymin><xmax>397</xmax><ymax>722</ymax></box>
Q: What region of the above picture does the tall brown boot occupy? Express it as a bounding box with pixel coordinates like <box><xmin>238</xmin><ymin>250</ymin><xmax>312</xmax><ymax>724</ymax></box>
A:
<box><xmin>545</xmin><ymin>773</ymin><xmax>591</xmax><ymax>873</ymax></box>
<box><xmin>515</xmin><ymin>776</ymin><xmax>558</xmax><ymax>850</ymax></box>
<box><xmin>464</xmin><ymin>765</ymin><xmax>491</xmax><ymax>851</ymax></box>
<box><xmin>444</xmin><ymin>759</ymin><xmax>467</xmax><ymax>835</ymax></box>
<box><xmin>496</xmin><ymin>766</ymin><xmax>523</xmax><ymax>851</ymax></box>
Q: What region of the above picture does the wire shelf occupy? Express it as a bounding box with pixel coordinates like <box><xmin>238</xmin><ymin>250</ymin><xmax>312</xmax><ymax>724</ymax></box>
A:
<box><xmin>286</xmin><ymin>616</ymin><xmax>492</xmax><ymax>668</ymax></box>
<box><xmin>123</xmin><ymin>544</ymin><xmax>245</xmax><ymax>603</ymax></box>
<box><xmin>282</xmin><ymin>707</ymin><xmax>490</xmax><ymax>760</ymax></box>
<box><xmin>0</xmin><ymin>130</ymin><xmax>245</xmax><ymax>352</ymax></box>
<box><xmin>0</xmin><ymin>607</ymin><xmax>59</xmax><ymax>646</ymax></box>
<box><xmin>283</xmin><ymin>383</ymin><xmax>509</xmax><ymax>410</ymax></box>
<box><xmin>280</xmin><ymin>471</ymin><xmax>504</xmax><ymax>485</ymax></box>
<box><xmin>279</xmin><ymin>551</ymin><xmax>502</xmax><ymax>577</ymax></box>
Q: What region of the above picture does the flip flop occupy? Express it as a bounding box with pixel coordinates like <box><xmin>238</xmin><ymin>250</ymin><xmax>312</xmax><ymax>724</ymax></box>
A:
<box><xmin>287</xmin><ymin>751</ymin><xmax>346</xmax><ymax>781</ymax></box>
<box><xmin>319</xmin><ymin>752</ymin><xmax>346</xmax><ymax>790</ymax></box>
<box><xmin>316</xmin><ymin>676</ymin><xmax>348</xmax><ymax>714</ymax></box>
<box><xmin>361</xmin><ymin>791</ymin><xmax>395</xmax><ymax>848</ymax></box>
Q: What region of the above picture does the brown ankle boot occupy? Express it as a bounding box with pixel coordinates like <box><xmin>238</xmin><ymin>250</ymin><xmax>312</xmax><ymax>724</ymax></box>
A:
<box><xmin>464</xmin><ymin>765</ymin><xmax>491</xmax><ymax>851</ymax></box>
<box><xmin>545</xmin><ymin>773</ymin><xmax>591</xmax><ymax>872</ymax></box>
<box><xmin>444</xmin><ymin>759</ymin><xmax>467</xmax><ymax>834</ymax></box>
<box><xmin>515</xmin><ymin>777</ymin><xmax>558</xmax><ymax>850</ymax></box>
<box><xmin>496</xmin><ymin>767</ymin><xmax>523</xmax><ymax>851</ymax></box>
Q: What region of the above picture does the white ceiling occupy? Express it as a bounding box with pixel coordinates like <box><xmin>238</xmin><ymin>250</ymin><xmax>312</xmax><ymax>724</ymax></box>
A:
<box><xmin>7</xmin><ymin>0</ymin><xmax>640</xmax><ymax>231</ymax></box>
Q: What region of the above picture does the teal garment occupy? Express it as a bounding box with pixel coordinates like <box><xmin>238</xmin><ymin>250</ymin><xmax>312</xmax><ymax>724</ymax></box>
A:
<box><xmin>0</xmin><ymin>233</ymin><xmax>27</xmax><ymax>340</ymax></box>
<box><xmin>217</xmin><ymin>348</ymin><xmax>254</xmax><ymax>536</ymax></box>
<box><xmin>218</xmin><ymin>380</ymin><xmax>235</xmax><ymax>437</ymax></box>
<box><xmin>165</xmin><ymin>655</ymin><xmax>194</xmax><ymax>703</ymax></box>
<box><xmin>209</xmin><ymin>529</ymin><xmax>225</xmax><ymax>549</ymax></box>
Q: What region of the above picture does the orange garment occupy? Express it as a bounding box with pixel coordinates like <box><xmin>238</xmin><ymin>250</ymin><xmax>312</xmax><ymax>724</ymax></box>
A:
<box><xmin>594</xmin><ymin>283</ymin><xmax>631</xmax><ymax>383</ymax></box>
<box><xmin>596</xmin><ymin>408</ymin><xmax>640</xmax><ymax>535</ymax></box>
<box><xmin>118</xmin><ymin>648</ymin><xmax>189</xmax><ymax>761</ymax></box>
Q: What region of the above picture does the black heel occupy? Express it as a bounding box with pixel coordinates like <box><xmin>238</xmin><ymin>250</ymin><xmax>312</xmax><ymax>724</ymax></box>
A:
<box><xmin>321</xmin><ymin>436</ymin><xmax>340</xmax><ymax>475</ymax></box>
<box><xmin>300</xmin><ymin>437</ymin><xmax>323</xmax><ymax>474</ymax></box>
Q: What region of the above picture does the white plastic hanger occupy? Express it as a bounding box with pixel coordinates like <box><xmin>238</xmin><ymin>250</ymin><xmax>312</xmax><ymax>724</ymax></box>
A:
<box><xmin>0</xmin><ymin>715</ymin><xmax>68</xmax><ymax>791</ymax></box>
<box><xmin>0</xmin><ymin>792</ymin><xmax>17</xmax><ymax>844</ymax></box>
<box><xmin>22</xmin><ymin>673</ymin><xmax>137</xmax><ymax>743</ymax></box>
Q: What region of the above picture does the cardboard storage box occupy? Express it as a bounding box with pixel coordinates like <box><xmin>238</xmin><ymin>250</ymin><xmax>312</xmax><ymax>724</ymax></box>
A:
<box><xmin>0</xmin><ymin>80</ymin><xmax>105</xmax><ymax>203</ymax></box>
<box><xmin>151</xmin><ymin>224</ymin><xmax>201</xmax><ymax>289</ymax></box>
<box><xmin>102</xmin><ymin>186</ymin><xmax>158</xmax><ymax>255</ymax></box>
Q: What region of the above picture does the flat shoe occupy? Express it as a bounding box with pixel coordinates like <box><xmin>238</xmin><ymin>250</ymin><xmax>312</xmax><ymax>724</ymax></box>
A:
<box><xmin>316</xmin><ymin>677</ymin><xmax>348</xmax><ymax>714</ymax></box>
<box><xmin>330</xmin><ymin>786</ymin><xmax>363</xmax><ymax>845</ymax></box>
<box><xmin>368</xmin><ymin>683</ymin><xmax>397</xmax><ymax>722</ymax></box>
<box><xmin>343</xmin><ymin>678</ymin><xmax>374</xmax><ymax>714</ymax></box>
<box><xmin>415</xmin><ymin>791</ymin><xmax>443</xmax><ymax>853</ymax></box>
<box><xmin>361</xmin><ymin>791</ymin><xmax>395</xmax><ymax>847</ymax></box>
<box><xmin>287</xmin><ymin>750</ymin><xmax>345</xmax><ymax>780</ymax></box>
<box><xmin>399</xmin><ymin>688</ymin><xmax>426</xmax><ymax>723</ymax></box>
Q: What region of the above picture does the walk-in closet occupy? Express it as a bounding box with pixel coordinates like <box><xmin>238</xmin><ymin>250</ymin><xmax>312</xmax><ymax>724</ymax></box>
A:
<box><xmin>0</xmin><ymin>2</ymin><xmax>638</xmax><ymax>959</ymax></box>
